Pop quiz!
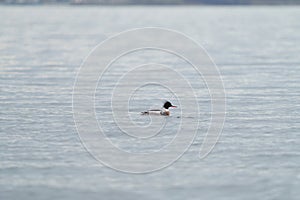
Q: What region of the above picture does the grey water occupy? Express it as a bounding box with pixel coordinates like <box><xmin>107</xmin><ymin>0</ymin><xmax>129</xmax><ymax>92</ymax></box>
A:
<box><xmin>0</xmin><ymin>5</ymin><xmax>299</xmax><ymax>200</ymax></box>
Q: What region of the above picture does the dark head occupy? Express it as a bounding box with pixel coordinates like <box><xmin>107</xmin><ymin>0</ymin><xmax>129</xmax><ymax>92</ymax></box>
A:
<box><xmin>163</xmin><ymin>101</ymin><xmax>177</xmax><ymax>109</ymax></box>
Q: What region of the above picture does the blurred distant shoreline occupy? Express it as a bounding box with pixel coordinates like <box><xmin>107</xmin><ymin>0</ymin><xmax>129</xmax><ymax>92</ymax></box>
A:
<box><xmin>1</xmin><ymin>0</ymin><xmax>300</xmax><ymax>5</ymax></box>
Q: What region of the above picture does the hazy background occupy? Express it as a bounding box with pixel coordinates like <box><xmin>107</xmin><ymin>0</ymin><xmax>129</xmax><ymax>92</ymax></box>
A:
<box><xmin>1</xmin><ymin>0</ymin><xmax>300</xmax><ymax>5</ymax></box>
<box><xmin>0</xmin><ymin>1</ymin><xmax>299</xmax><ymax>200</ymax></box>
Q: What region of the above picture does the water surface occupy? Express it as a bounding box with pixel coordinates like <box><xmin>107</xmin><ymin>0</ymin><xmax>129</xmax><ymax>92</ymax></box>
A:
<box><xmin>0</xmin><ymin>5</ymin><xmax>299</xmax><ymax>200</ymax></box>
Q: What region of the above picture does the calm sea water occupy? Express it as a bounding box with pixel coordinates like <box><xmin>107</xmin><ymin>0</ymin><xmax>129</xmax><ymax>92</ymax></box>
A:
<box><xmin>0</xmin><ymin>5</ymin><xmax>299</xmax><ymax>200</ymax></box>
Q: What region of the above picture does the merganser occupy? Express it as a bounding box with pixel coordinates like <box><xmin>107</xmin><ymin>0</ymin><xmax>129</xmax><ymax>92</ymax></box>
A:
<box><xmin>141</xmin><ymin>101</ymin><xmax>177</xmax><ymax>116</ymax></box>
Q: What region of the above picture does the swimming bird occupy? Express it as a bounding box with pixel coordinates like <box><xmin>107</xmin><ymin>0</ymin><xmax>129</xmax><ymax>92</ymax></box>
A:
<box><xmin>141</xmin><ymin>101</ymin><xmax>177</xmax><ymax>116</ymax></box>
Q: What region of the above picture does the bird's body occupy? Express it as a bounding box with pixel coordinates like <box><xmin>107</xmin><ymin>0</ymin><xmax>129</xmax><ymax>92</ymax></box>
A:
<box><xmin>141</xmin><ymin>101</ymin><xmax>176</xmax><ymax>116</ymax></box>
